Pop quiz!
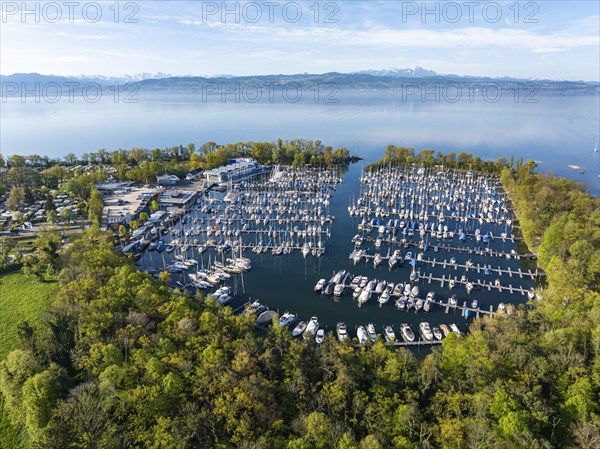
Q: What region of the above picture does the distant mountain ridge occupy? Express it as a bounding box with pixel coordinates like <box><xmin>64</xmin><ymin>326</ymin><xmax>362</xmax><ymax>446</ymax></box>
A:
<box><xmin>353</xmin><ymin>66</ymin><xmax>437</xmax><ymax>77</ymax></box>
<box><xmin>1</xmin><ymin>70</ymin><xmax>598</xmax><ymax>96</ymax></box>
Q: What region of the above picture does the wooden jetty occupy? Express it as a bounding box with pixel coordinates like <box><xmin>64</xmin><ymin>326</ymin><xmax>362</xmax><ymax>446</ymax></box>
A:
<box><xmin>420</xmin><ymin>272</ymin><xmax>531</xmax><ymax>296</ymax></box>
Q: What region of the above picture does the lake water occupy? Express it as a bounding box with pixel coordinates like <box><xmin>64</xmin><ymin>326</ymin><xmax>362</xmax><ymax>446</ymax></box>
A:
<box><xmin>2</xmin><ymin>91</ymin><xmax>599</xmax><ymax>194</ymax></box>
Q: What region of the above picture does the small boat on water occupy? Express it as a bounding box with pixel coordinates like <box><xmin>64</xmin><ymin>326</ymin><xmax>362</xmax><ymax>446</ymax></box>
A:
<box><xmin>388</xmin><ymin>251</ymin><xmax>399</xmax><ymax>269</ymax></box>
<box><xmin>400</xmin><ymin>323</ymin><xmax>415</xmax><ymax>342</ymax></box>
<box><xmin>375</xmin><ymin>280</ymin><xmax>387</xmax><ymax>294</ymax></box>
<box><xmin>449</xmin><ymin>323</ymin><xmax>461</xmax><ymax>334</ymax></box>
<box><xmin>415</xmin><ymin>298</ymin><xmax>424</xmax><ymax>311</ymax></box>
<box><xmin>332</xmin><ymin>270</ymin><xmax>346</xmax><ymax>284</ymax></box>
<box><xmin>373</xmin><ymin>253</ymin><xmax>382</xmax><ymax>267</ymax></box>
<box><xmin>358</xmin><ymin>288</ymin><xmax>371</xmax><ymax>306</ymax></box>
<box><xmin>350</xmin><ymin>276</ymin><xmax>362</xmax><ymax>289</ymax></box>
<box><xmin>256</xmin><ymin>310</ymin><xmax>276</xmax><ymax>326</ymax></box>
<box><xmin>424</xmin><ymin>291</ymin><xmax>434</xmax><ymax>312</ymax></box>
<box><xmin>466</xmin><ymin>282</ymin><xmax>474</xmax><ymax>294</ymax></box>
<box><xmin>279</xmin><ymin>312</ymin><xmax>296</xmax><ymax>327</ymax></box>
<box><xmin>303</xmin><ymin>316</ymin><xmax>319</xmax><ymax>339</ymax></box>
<box><xmin>448</xmin><ymin>294</ymin><xmax>458</xmax><ymax>307</ymax></box>
<box><xmin>367</xmin><ymin>323</ymin><xmax>377</xmax><ymax>341</ymax></box>
<box><xmin>395</xmin><ymin>296</ymin><xmax>407</xmax><ymax>310</ymax></box>
<box><xmin>419</xmin><ymin>322</ymin><xmax>434</xmax><ymax>341</ymax></box>
<box><xmin>336</xmin><ymin>322</ymin><xmax>349</xmax><ymax>341</ymax></box>
<box><xmin>410</xmin><ymin>285</ymin><xmax>419</xmax><ymax>297</ymax></box>
<box><xmin>323</xmin><ymin>282</ymin><xmax>335</xmax><ymax>296</ymax></box>
<box><xmin>432</xmin><ymin>326</ymin><xmax>443</xmax><ymax>340</ymax></box>
<box><xmin>315</xmin><ymin>329</ymin><xmax>325</xmax><ymax>344</ymax></box>
<box><xmin>357</xmin><ymin>325</ymin><xmax>368</xmax><ymax>344</ymax></box>
<box><xmin>353</xmin><ymin>287</ymin><xmax>362</xmax><ymax>299</ymax></box>
<box><xmin>314</xmin><ymin>278</ymin><xmax>326</xmax><ymax>293</ymax></box>
<box><xmin>292</xmin><ymin>321</ymin><xmax>307</xmax><ymax>337</ymax></box>
<box><xmin>333</xmin><ymin>283</ymin><xmax>345</xmax><ymax>297</ymax></box>
<box><xmin>392</xmin><ymin>283</ymin><xmax>404</xmax><ymax>297</ymax></box>
<box><xmin>384</xmin><ymin>325</ymin><xmax>396</xmax><ymax>343</ymax></box>
<box><xmin>439</xmin><ymin>324</ymin><xmax>451</xmax><ymax>337</ymax></box>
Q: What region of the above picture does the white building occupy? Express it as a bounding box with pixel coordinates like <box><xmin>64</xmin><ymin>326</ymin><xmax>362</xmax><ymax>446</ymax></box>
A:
<box><xmin>204</xmin><ymin>158</ymin><xmax>259</xmax><ymax>184</ymax></box>
<box><xmin>157</xmin><ymin>174</ymin><xmax>180</xmax><ymax>186</ymax></box>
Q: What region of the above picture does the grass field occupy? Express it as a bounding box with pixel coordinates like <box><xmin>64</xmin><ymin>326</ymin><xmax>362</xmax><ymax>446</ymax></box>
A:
<box><xmin>0</xmin><ymin>271</ymin><xmax>58</xmax><ymax>449</ymax></box>
<box><xmin>0</xmin><ymin>272</ymin><xmax>58</xmax><ymax>359</ymax></box>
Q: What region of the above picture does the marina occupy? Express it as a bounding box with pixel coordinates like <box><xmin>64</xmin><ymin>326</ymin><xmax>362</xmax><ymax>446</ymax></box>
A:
<box><xmin>133</xmin><ymin>162</ymin><xmax>538</xmax><ymax>344</ymax></box>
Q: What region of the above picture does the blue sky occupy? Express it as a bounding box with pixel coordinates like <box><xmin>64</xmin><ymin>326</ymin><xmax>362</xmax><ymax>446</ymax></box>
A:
<box><xmin>1</xmin><ymin>1</ymin><xmax>599</xmax><ymax>80</ymax></box>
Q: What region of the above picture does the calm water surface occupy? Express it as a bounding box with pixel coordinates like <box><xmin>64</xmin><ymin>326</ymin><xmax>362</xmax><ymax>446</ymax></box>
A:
<box><xmin>2</xmin><ymin>92</ymin><xmax>599</xmax><ymax>193</ymax></box>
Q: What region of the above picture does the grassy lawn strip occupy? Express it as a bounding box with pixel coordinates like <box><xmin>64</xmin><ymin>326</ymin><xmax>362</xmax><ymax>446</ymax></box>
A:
<box><xmin>0</xmin><ymin>271</ymin><xmax>58</xmax><ymax>449</ymax></box>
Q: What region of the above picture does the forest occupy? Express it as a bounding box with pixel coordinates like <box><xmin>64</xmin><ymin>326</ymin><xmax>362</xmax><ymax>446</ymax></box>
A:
<box><xmin>0</xmin><ymin>151</ymin><xmax>599</xmax><ymax>448</ymax></box>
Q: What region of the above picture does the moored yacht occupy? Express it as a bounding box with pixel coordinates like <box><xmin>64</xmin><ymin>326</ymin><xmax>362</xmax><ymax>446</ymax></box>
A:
<box><xmin>367</xmin><ymin>323</ymin><xmax>377</xmax><ymax>341</ymax></box>
<box><xmin>336</xmin><ymin>322</ymin><xmax>349</xmax><ymax>341</ymax></box>
<box><xmin>419</xmin><ymin>322</ymin><xmax>434</xmax><ymax>341</ymax></box>
<box><xmin>314</xmin><ymin>278</ymin><xmax>326</xmax><ymax>293</ymax></box>
<box><xmin>400</xmin><ymin>323</ymin><xmax>415</xmax><ymax>342</ymax></box>
<box><xmin>315</xmin><ymin>329</ymin><xmax>325</xmax><ymax>344</ymax></box>
<box><xmin>357</xmin><ymin>325</ymin><xmax>368</xmax><ymax>345</ymax></box>
<box><xmin>303</xmin><ymin>316</ymin><xmax>319</xmax><ymax>339</ymax></box>
<box><xmin>384</xmin><ymin>325</ymin><xmax>396</xmax><ymax>343</ymax></box>
<box><xmin>278</xmin><ymin>312</ymin><xmax>296</xmax><ymax>327</ymax></box>
<box><xmin>292</xmin><ymin>320</ymin><xmax>307</xmax><ymax>337</ymax></box>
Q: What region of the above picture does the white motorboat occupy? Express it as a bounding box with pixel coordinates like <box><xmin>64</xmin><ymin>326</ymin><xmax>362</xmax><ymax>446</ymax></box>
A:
<box><xmin>302</xmin><ymin>244</ymin><xmax>310</xmax><ymax>258</ymax></box>
<box><xmin>419</xmin><ymin>322</ymin><xmax>434</xmax><ymax>341</ymax></box>
<box><xmin>333</xmin><ymin>283</ymin><xmax>345</xmax><ymax>297</ymax></box>
<box><xmin>448</xmin><ymin>294</ymin><xmax>458</xmax><ymax>307</ymax></box>
<box><xmin>353</xmin><ymin>287</ymin><xmax>362</xmax><ymax>299</ymax></box>
<box><xmin>367</xmin><ymin>323</ymin><xmax>377</xmax><ymax>341</ymax></box>
<box><xmin>392</xmin><ymin>283</ymin><xmax>404</xmax><ymax>297</ymax></box>
<box><xmin>292</xmin><ymin>321</ymin><xmax>307</xmax><ymax>337</ymax></box>
<box><xmin>400</xmin><ymin>324</ymin><xmax>415</xmax><ymax>342</ymax></box>
<box><xmin>357</xmin><ymin>325</ymin><xmax>368</xmax><ymax>344</ymax></box>
<box><xmin>410</xmin><ymin>285</ymin><xmax>419</xmax><ymax>297</ymax></box>
<box><xmin>373</xmin><ymin>253</ymin><xmax>382</xmax><ymax>267</ymax></box>
<box><xmin>449</xmin><ymin>323</ymin><xmax>461</xmax><ymax>334</ymax></box>
<box><xmin>279</xmin><ymin>312</ymin><xmax>296</xmax><ymax>327</ymax></box>
<box><xmin>384</xmin><ymin>325</ymin><xmax>396</xmax><ymax>343</ymax></box>
<box><xmin>366</xmin><ymin>278</ymin><xmax>377</xmax><ymax>292</ymax></box>
<box><xmin>395</xmin><ymin>297</ymin><xmax>406</xmax><ymax>310</ymax></box>
<box><xmin>315</xmin><ymin>329</ymin><xmax>325</xmax><ymax>344</ymax></box>
<box><xmin>336</xmin><ymin>322</ymin><xmax>349</xmax><ymax>342</ymax></box>
<box><xmin>314</xmin><ymin>278</ymin><xmax>326</xmax><ymax>293</ymax></box>
<box><xmin>424</xmin><ymin>291</ymin><xmax>434</xmax><ymax>312</ymax></box>
<box><xmin>415</xmin><ymin>298</ymin><xmax>424</xmax><ymax>311</ymax></box>
<box><xmin>358</xmin><ymin>288</ymin><xmax>371</xmax><ymax>306</ymax></box>
<box><xmin>466</xmin><ymin>282</ymin><xmax>474</xmax><ymax>294</ymax></box>
<box><xmin>432</xmin><ymin>326</ymin><xmax>443</xmax><ymax>340</ymax></box>
<box><xmin>375</xmin><ymin>280</ymin><xmax>387</xmax><ymax>294</ymax></box>
<box><xmin>303</xmin><ymin>316</ymin><xmax>319</xmax><ymax>339</ymax></box>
